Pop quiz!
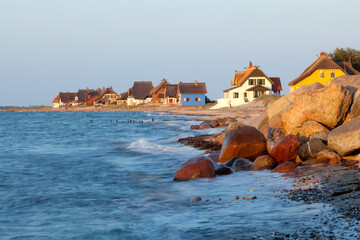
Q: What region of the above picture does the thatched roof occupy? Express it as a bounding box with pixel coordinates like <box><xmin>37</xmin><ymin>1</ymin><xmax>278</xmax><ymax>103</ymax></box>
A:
<box><xmin>270</xmin><ymin>77</ymin><xmax>282</xmax><ymax>91</ymax></box>
<box><xmin>246</xmin><ymin>85</ymin><xmax>270</xmax><ymax>91</ymax></box>
<box><xmin>178</xmin><ymin>82</ymin><xmax>207</xmax><ymax>94</ymax></box>
<box><xmin>150</xmin><ymin>79</ymin><xmax>168</xmax><ymax>95</ymax></box>
<box><xmin>232</xmin><ymin>66</ymin><xmax>273</xmax><ymax>87</ymax></box>
<box><xmin>52</xmin><ymin>92</ymin><xmax>77</xmax><ymax>103</ymax></box>
<box><xmin>129</xmin><ymin>81</ymin><xmax>154</xmax><ymax>99</ymax></box>
<box><xmin>116</xmin><ymin>91</ymin><xmax>128</xmax><ymax>101</ymax></box>
<box><xmin>165</xmin><ymin>84</ymin><xmax>178</xmax><ymax>98</ymax></box>
<box><xmin>336</xmin><ymin>61</ymin><xmax>360</xmax><ymax>75</ymax></box>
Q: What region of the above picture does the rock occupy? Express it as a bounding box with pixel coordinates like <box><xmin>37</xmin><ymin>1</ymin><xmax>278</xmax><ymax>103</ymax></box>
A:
<box><xmin>310</xmin><ymin>131</ymin><xmax>329</xmax><ymax>142</ymax></box>
<box><xmin>282</xmin><ymin>84</ymin><xmax>352</xmax><ymax>136</ymax></box>
<box><xmin>215</xmin><ymin>165</ymin><xmax>233</xmax><ymax>175</ymax></box>
<box><xmin>192</xmin><ymin>197</ymin><xmax>202</xmax><ymax>202</ymax></box>
<box><xmin>273</xmin><ymin>161</ymin><xmax>297</xmax><ymax>173</ymax></box>
<box><xmin>316</xmin><ymin>150</ymin><xmax>341</xmax><ymax>165</ymax></box>
<box><xmin>266</xmin><ymin>127</ymin><xmax>284</xmax><ymax>153</ymax></box>
<box><xmin>251</xmin><ymin>155</ymin><xmax>277</xmax><ymax>171</ymax></box>
<box><xmin>235</xmin><ymin>196</ymin><xmax>240</xmax><ymax>200</ymax></box>
<box><xmin>295</xmin><ymin>155</ymin><xmax>303</xmax><ymax>165</ymax></box>
<box><xmin>299</xmin><ymin>121</ymin><xmax>330</xmax><ymax>138</ymax></box>
<box><xmin>219</xmin><ymin>123</ymin><xmax>267</xmax><ymax>163</ymax></box>
<box><xmin>173</xmin><ymin>156</ymin><xmax>216</xmax><ymax>181</ymax></box>
<box><xmin>329</xmin><ymin>158</ymin><xmax>342</xmax><ymax>165</ymax></box>
<box><xmin>259</xmin><ymin>123</ymin><xmax>270</xmax><ymax>140</ymax></box>
<box><xmin>243</xmin><ymin>196</ymin><xmax>257</xmax><ymax>200</ymax></box>
<box><xmin>328</xmin><ymin>116</ymin><xmax>360</xmax><ymax>156</ymax></box>
<box><xmin>224</xmin><ymin>157</ymin><xmax>238</xmax><ymax>167</ymax></box>
<box><xmin>350</xmin><ymin>95</ymin><xmax>360</xmax><ymax>120</ymax></box>
<box><xmin>268</xmin><ymin>111</ymin><xmax>283</xmax><ymax>129</ymax></box>
<box><xmin>199</xmin><ymin>122</ymin><xmax>212</xmax><ymax>130</ymax></box>
<box><xmin>232</xmin><ymin>158</ymin><xmax>253</xmax><ymax>171</ymax></box>
<box><xmin>266</xmin><ymin>83</ymin><xmax>325</xmax><ymax>121</ymax></box>
<box><xmin>331</xmin><ymin>75</ymin><xmax>360</xmax><ymax>90</ymax></box>
<box><xmin>190</xmin><ymin>125</ymin><xmax>199</xmax><ymax>130</ymax></box>
<box><xmin>269</xmin><ymin>134</ymin><xmax>301</xmax><ymax>164</ymax></box>
<box><xmin>298</xmin><ymin>138</ymin><xmax>328</xmax><ymax>160</ymax></box>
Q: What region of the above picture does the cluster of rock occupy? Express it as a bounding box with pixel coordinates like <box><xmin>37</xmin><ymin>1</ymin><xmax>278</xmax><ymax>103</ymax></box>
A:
<box><xmin>174</xmin><ymin>77</ymin><xmax>360</xmax><ymax>181</ymax></box>
<box><xmin>190</xmin><ymin>117</ymin><xmax>237</xmax><ymax>130</ymax></box>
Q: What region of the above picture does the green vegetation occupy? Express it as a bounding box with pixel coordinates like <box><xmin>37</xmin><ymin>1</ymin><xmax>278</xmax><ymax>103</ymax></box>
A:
<box><xmin>329</xmin><ymin>47</ymin><xmax>360</xmax><ymax>71</ymax></box>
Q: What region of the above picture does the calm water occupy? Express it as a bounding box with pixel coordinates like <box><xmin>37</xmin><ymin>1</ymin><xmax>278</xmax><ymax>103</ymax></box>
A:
<box><xmin>0</xmin><ymin>112</ymin><xmax>358</xmax><ymax>239</ymax></box>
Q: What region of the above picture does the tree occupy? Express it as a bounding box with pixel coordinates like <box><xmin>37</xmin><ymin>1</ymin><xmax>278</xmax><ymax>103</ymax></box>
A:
<box><xmin>329</xmin><ymin>47</ymin><xmax>360</xmax><ymax>71</ymax></box>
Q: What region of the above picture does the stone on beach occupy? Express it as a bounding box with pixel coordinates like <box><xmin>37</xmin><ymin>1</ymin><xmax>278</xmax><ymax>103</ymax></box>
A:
<box><xmin>281</xmin><ymin>84</ymin><xmax>352</xmax><ymax>136</ymax></box>
<box><xmin>215</xmin><ymin>165</ymin><xmax>233</xmax><ymax>175</ymax></box>
<box><xmin>232</xmin><ymin>158</ymin><xmax>253</xmax><ymax>171</ymax></box>
<box><xmin>251</xmin><ymin>155</ymin><xmax>277</xmax><ymax>171</ymax></box>
<box><xmin>269</xmin><ymin>134</ymin><xmax>301</xmax><ymax>164</ymax></box>
<box><xmin>299</xmin><ymin>121</ymin><xmax>330</xmax><ymax>138</ymax></box>
<box><xmin>199</xmin><ymin>122</ymin><xmax>212</xmax><ymax>130</ymax></box>
<box><xmin>173</xmin><ymin>156</ymin><xmax>216</xmax><ymax>181</ymax></box>
<box><xmin>298</xmin><ymin>138</ymin><xmax>328</xmax><ymax>161</ymax></box>
<box><xmin>328</xmin><ymin>116</ymin><xmax>360</xmax><ymax>156</ymax></box>
<box><xmin>273</xmin><ymin>161</ymin><xmax>297</xmax><ymax>173</ymax></box>
<box><xmin>309</xmin><ymin>131</ymin><xmax>329</xmax><ymax>142</ymax></box>
<box><xmin>266</xmin><ymin>127</ymin><xmax>284</xmax><ymax>153</ymax></box>
<box><xmin>219</xmin><ymin>122</ymin><xmax>267</xmax><ymax>163</ymax></box>
<box><xmin>316</xmin><ymin>150</ymin><xmax>342</xmax><ymax>165</ymax></box>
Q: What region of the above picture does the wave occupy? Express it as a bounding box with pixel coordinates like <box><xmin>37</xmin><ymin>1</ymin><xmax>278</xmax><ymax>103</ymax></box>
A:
<box><xmin>126</xmin><ymin>139</ymin><xmax>177</xmax><ymax>153</ymax></box>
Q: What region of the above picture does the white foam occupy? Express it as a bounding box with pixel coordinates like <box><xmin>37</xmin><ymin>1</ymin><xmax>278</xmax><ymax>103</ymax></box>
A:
<box><xmin>127</xmin><ymin>139</ymin><xmax>176</xmax><ymax>153</ymax></box>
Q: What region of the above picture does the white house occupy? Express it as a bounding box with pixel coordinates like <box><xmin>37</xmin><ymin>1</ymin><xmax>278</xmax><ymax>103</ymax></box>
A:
<box><xmin>212</xmin><ymin>62</ymin><xmax>281</xmax><ymax>109</ymax></box>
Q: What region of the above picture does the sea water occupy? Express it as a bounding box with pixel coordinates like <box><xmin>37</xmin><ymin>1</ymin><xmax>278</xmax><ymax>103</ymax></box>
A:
<box><xmin>0</xmin><ymin>111</ymin><xmax>358</xmax><ymax>239</ymax></box>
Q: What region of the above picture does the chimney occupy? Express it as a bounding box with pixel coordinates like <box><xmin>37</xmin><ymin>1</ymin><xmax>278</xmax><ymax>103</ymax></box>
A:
<box><xmin>86</xmin><ymin>87</ymin><xmax>89</xmax><ymax>91</ymax></box>
<box><xmin>249</xmin><ymin>61</ymin><xmax>253</xmax><ymax>68</ymax></box>
<box><xmin>195</xmin><ymin>80</ymin><xmax>198</xmax><ymax>86</ymax></box>
<box><xmin>110</xmin><ymin>86</ymin><xmax>112</xmax><ymax>89</ymax></box>
<box><xmin>103</xmin><ymin>87</ymin><xmax>105</xmax><ymax>91</ymax></box>
<box><xmin>320</xmin><ymin>52</ymin><xmax>327</xmax><ymax>57</ymax></box>
<box><xmin>67</xmin><ymin>91</ymin><xmax>69</xmax><ymax>94</ymax></box>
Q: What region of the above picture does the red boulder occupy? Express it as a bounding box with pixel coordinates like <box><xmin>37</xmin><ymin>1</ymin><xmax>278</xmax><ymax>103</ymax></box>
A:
<box><xmin>269</xmin><ymin>135</ymin><xmax>301</xmax><ymax>164</ymax></box>
<box><xmin>219</xmin><ymin>123</ymin><xmax>267</xmax><ymax>163</ymax></box>
<box><xmin>273</xmin><ymin>161</ymin><xmax>297</xmax><ymax>173</ymax></box>
<box><xmin>173</xmin><ymin>156</ymin><xmax>216</xmax><ymax>181</ymax></box>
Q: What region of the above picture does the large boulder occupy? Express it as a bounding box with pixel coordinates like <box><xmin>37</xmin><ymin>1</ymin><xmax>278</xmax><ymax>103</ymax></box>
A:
<box><xmin>299</xmin><ymin>121</ymin><xmax>330</xmax><ymax>138</ymax></box>
<box><xmin>298</xmin><ymin>138</ymin><xmax>328</xmax><ymax>160</ymax></box>
<box><xmin>173</xmin><ymin>156</ymin><xmax>216</xmax><ymax>181</ymax></box>
<box><xmin>251</xmin><ymin>155</ymin><xmax>277</xmax><ymax>171</ymax></box>
<box><xmin>266</xmin><ymin>127</ymin><xmax>284</xmax><ymax>153</ymax></box>
<box><xmin>316</xmin><ymin>150</ymin><xmax>342</xmax><ymax>165</ymax></box>
<box><xmin>273</xmin><ymin>161</ymin><xmax>297</xmax><ymax>173</ymax></box>
<box><xmin>310</xmin><ymin>131</ymin><xmax>329</xmax><ymax>142</ymax></box>
<box><xmin>282</xmin><ymin>84</ymin><xmax>352</xmax><ymax>136</ymax></box>
<box><xmin>219</xmin><ymin>123</ymin><xmax>267</xmax><ymax>163</ymax></box>
<box><xmin>331</xmin><ymin>75</ymin><xmax>360</xmax><ymax>90</ymax></box>
<box><xmin>266</xmin><ymin>83</ymin><xmax>325</xmax><ymax>121</ymax></box>
<box><xmin>232</xmin><ymin>158</ymin><xmax>253</xmax><ymax>171</ymax></box>
<box><xmin>269</xmin><ymin>134</ymin><xmax>301</xmax><ymax>164</ymax></box>
<box><xmin>199</xmin><ymin>122</ymin><xmax>212</xmax><ymax>130</ymax></box>
<box><xmin>350</xmin><ymin>95</ymin><xmax>360</xmax><ymax>120</ymax></box>
<box><xmin>328</xmin><ymin>116</ymin><xmax>360</xmax><ymax>156</ymax></box>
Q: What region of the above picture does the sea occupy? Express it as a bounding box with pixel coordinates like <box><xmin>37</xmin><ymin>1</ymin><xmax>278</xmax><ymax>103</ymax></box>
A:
<box><xmin>0</xmin><ymin>111</ymin><xmax>359</xmax><ymax>239</ymax></box>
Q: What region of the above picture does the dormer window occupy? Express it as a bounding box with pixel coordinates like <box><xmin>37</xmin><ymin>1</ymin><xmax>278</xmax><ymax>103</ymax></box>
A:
<box><xmin>320</xmin><ymin>70</ymin><xmax>325</xmax><ymax>79</ymax></box>
<box><xmin>257</xmin><ymin>79</ymin><xmax>265</xmax><ymax>85</ymax></box>
<box><xmin>249</xmin><ymin>79</ymin><xmax>255</xmax><ymax>85</ymax></box>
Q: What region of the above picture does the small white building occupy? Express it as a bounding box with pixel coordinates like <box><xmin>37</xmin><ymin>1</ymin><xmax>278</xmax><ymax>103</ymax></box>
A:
<box><xmin>212</xmin><ymin>62</ymin><xmax>281</xmax><ymax>109</ymax></box>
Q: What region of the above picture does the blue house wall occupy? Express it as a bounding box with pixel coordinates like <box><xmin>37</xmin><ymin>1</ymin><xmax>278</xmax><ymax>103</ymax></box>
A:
<box><xmin>180</xmin><ymin>94</ymin><xmax>206</xmax><ymax>106</ymax></box>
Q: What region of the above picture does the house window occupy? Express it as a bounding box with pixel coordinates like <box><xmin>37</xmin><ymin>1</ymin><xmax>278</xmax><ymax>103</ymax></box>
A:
<box><xmin>331</xmin><ymin>70</ymin><xmax>335</xmax><ymax>78</ymax></box>
<box><xmin>320</xmin><ymin>70</ymin><xmax>325</xmax><ymax>79</ymax></box>
<box><xmin>244</xmin><ymin>92</ymin><xmax>247</xmax><ymax>98</ymax></box>
<box><xmin>249</xmin><ymin>79</ymin><xmax>255</xmax><ymax>85</ymax></box>
<box><xmin>258</xmin><ymin>79</ymin><xmax>265</xmax><ymax>85</ymax></box>
<box><xmin>195</xmin><ymin>98</ymin><xmax>201</xmax><ymax>102</ymax></box>
<box><xmin>233</xmin><ymin>92</ymin><xmax>239</xmax><ymax>98</ymax></box>
<box><xmin>183</xmin><ymin>98</ymin><xmax>189</xmax><ymax>102</ymax></box>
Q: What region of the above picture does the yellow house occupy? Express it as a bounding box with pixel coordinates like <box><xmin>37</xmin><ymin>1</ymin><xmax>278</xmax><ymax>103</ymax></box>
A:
<box><xmin>289</xmin><ymin>52</ymin><xmax>360</xmax><ymax>91</ymax></box>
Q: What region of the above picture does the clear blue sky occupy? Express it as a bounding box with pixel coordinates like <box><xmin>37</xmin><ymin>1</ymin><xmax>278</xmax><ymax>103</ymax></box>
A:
<box><xmin>1</xmin><ymin>0</ymin><xmax>359</xmax><ymax>106</ymax></box>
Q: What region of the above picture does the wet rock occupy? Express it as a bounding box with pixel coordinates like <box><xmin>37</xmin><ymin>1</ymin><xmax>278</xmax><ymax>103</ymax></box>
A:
<box><xmin>316</xmin><ymin>150</ymin><xmax>342</xmax><ymax>165</ymax></box>
<box><xmin>219</xmin><ymin>122</ymin><xmax>267</xmax><ymax>163</ymax></box>
<box><xmin>328</xmin><ymin>116</ymin><xmax>360</xmax><ymax>156</ymax></box>
<box><xmin>173</xmin><ymin>156</ymin><xmax>216</xmax><ymax>181</ymax></box>
<box><xmin>199</xmin><ymin>122</ymin><xmax>212</xmax><ymax>130</ymax></box>
<box><xmin>251</xmin><ymin>155</ymin><xmax>277</xmax><ymax>171</ymax></box>
<box><xmin>232</xmin><ymin>158</ymin><xmax>253</xmax><ymax>171</ymax></box>
<box><xmin>273</xmin><ymin>161</ymin><xmax>297</xmax><ymax>173</ymax></box>
<box><xmin>178</xmin><ymin>134</ymin><xmax>222</xmax><ymax>151</ymax></box>
<box><xmin>282</xmin><ymin>84</ymin><xmax>352</xmax><ymax>136</ymax></box>
<box><xmin>192</xmin><ymin>197</ymin><xmax>202</xmax><ymax>202</ymax></box>
<box><xmin>269</xmin><ymin>134</ymin><xmax>301</xmax><ymax>164</ymax></box>
<box><xmin>309</xmin><ymin>131</ymin><xmax>329</xmax><ymax>142</ymax></box>
<box><xmin>243</xmin><ymin>196</ymin><xmax>257</xmax><ymax>200</ymax></box>
<box><xmin>299</xmin><ymin>121</ymin><xmax>330</xmax><ymax>138</ymax></box>
<box><xmin>235</xmin><ymin>196</ymin><xmax>240</xmax><ymax>200</ymax></box>
<box><xmin>190</xmin><ymin>125</ymin><xmax>199</xmax><ymax>130</ymax></box>
<box><xmin>215</xmin><ymin>165</ymin><xmax>233</xmax><ymax>175</ymax></box>
<box><xmin>266</xmin><ymin>127</ymin><xmax>284</xmax><ymax>153</ymax></box>
<box><xmin>224</xmin><ymin>157</ymin><xmax>238</xmax><ymax>168</ymax></box>
<box><xmin>298</xmin><ymin>138</ymin><xmax>328</xmax><ymax>160</ymax></box>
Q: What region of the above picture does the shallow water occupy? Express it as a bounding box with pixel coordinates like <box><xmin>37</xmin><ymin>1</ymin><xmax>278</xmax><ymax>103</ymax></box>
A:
<box><xmin>0</xmin><ymin>112</ymin><xmax>359</xmax><ymax>239</ymax></box>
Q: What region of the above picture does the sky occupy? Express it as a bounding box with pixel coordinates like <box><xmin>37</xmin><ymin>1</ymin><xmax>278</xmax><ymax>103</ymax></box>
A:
<box><xmin>1</xmin><ymin>0</ymin><xmax>359</xmax><ymax>106</ymax></box>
